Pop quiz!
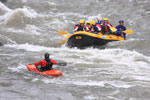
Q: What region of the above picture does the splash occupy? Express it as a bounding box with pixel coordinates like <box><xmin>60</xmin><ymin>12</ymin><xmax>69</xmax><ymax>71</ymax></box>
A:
<box><xmin>5</xmin><ymin>7</ymin><xmax>37</xmax><ymax>26</ymax></box>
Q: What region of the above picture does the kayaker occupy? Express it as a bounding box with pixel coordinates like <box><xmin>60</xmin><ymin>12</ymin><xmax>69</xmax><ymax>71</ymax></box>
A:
<box><xmin>101</xmin><ymin>18</ymin><xmax>113</xmax><ymax>35</ymax></box>
<box><xmin>84</xmin><ymin>21</ymin><xmax>91</xmax><ymax>32</ymax></box>
<box><xmin>74</xmin><ymin>19</ymin><xmax>85</xmax><ymax>32</ymax></box>
<box><xmin>90</xmin><ymin>20</ymin><xmax>101</xmax><ymax>33</ymax></box>
<box><xmin>115</xmin><ymin>20</ymin><xmax>127</xmax><ymax>39</ymax></box>
<box><xmin>34</xmin><ymin>53</ymin><xmax>57</xmax><ymax>72</ymax></box>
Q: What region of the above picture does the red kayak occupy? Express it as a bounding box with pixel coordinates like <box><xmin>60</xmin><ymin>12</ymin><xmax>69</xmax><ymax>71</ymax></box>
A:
<box><xmin>26</xmin><ymin>64</ymin><xmax>63</xmax><ymax>77</ymax></box>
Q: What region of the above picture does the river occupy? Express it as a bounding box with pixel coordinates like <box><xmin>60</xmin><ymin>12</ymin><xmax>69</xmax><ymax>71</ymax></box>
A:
<box><xmin>0</xmin><ymin>0</ymin><xmax>150</xmax><ymax>100</ymax></box>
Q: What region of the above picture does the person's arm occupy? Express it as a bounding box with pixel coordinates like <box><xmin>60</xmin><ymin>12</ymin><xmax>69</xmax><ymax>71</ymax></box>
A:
<box><xmin>34</xmin><ymin>61</ymin><xmax>42</xmax><ymax>67</ymax></box>
<box><xmin>115</xmin><ymin>26</ymin><xmax>120</xmax><ymax>31</ymax></box>
<box><xmin>124</xmin><ymin>26</ymin><xmax>127</xmax><ymax>30</ymax></box>
<box><xmin>51</xmin><ymin>59</ymin><xmax>57</xmax><ymax>65</ymax></box>
<box><xmin>115</xmin><ymin>26</ymin><xmax>122</xmax><ymax>35</ymax></box>
<box><xmin>115</xmin><ymin>26</ymin><xmax>118</xmax><ymax>29</ymax></box>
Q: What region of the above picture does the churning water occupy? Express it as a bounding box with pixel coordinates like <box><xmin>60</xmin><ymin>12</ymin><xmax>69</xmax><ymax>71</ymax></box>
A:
<box><xmin>0</xmin><ymin>0</ymin><xmax>150</xmax><ymax>100</ymax></box>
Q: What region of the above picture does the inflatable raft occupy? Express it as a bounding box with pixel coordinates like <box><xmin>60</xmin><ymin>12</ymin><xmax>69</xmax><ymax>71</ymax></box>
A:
<box><xmin>67</xmin><ymin>31</ymin><xmax>125</xmax><ymax>49</ymax></box>
<box><xmin>26</xmin><ymin>64</ymin><xmax>62</xmax><ymax>77</ymax></box>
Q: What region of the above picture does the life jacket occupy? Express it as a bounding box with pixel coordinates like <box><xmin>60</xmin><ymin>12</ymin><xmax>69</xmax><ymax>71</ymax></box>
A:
<box><xmin>101</xmin><ymin>23</ymin><xmax>111</xmax><ymax>33</ymax></box>
<box><xmin>91</xmin><ymin>24</ymin><xmax>101</xmax><ymax>33</ymax></box>
<box><xmin>96</xmin><ymin>24</ymin><xmax>101</xmax><ymax>32</ymax></box>
<box><xmin>74</xmin><ymin>24</ymin><xmax>84</xmax><ymax>31</ymax></box>
<box><xmin>84</xmin><ymin>25</ymin><xmax>91</xmax><ymax>32</ymax></box>
<box><xmin>91</xmin><ymin>25</ymin><xmax>98</xmax><ymax>33</ymax></box>
<box><xmin>44</xmin><ymin>60</ymin><xmax>53</xmax><ymax>70</ymax></box>
<box><xmin>115</xmin><ymin>25</ymin><xmax>127</xmax><ymax>39</ymax></box>
<box><xmin>116</xmin><ymin>25</ymin><xmax>126</xmax><ymax>31</ymax></box>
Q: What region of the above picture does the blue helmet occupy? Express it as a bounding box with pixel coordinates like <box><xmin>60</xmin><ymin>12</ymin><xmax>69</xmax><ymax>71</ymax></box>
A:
<box><xmin>119</xmin><ymin>20</ymin><xmax>124</xmax><ymax>23</ymax></box>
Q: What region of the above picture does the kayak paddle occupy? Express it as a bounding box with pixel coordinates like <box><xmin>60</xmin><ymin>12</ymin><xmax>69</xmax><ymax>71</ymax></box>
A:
<box><xmin>57</xmin><ymin>62</ymin><xmax>67</xmax><ymax>66</ymax></box>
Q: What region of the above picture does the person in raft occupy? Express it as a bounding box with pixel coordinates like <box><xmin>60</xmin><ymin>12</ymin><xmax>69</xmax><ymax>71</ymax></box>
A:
<box><xmin>90</xmin><ymin>20</ymin><xmax>102</xmax><ymax>33</ymax></box>
<box><xmin>115</xmin><ymin>20</ymin><xmax>127</xmax><ymax>39</ymax></box>
<box><xmin>74</xmin><ymin>19</ymin><xmax>85</xmax><ymax>32</ymax></box>
<box><xmin>96</xmin><ymin>18</ymin><xmax>103</xmax><ymax>25</ymax></box>
<box><xmin>84</xmin><ymin>21</ymin><xmax>91</xmax><ymax>32</ymax></box>
<box><xmin>101</xmin><ymin>18</ymin><xmax>113</xmax><ymax>35</ymax></box>
<box><xmin>34</xmin><ymin>53</ymin><xmax>57</xmax><ymax>72</ymax></box>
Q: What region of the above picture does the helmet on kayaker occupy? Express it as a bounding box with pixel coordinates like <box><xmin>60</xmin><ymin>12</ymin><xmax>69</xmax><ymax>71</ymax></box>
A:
<box><xmin>44</xmin><ymin>53</ymin><xmax>50</xmax><ymax>61</ymax></box>
<box><xmin>119</xmin><ymin>20</ymin><xmax>124</xmax><ymax>23</ymax></box>
<box><xmin>91</xmin><ymin>20</ymin><xmax>96</xmax><ymax>25</ymax></box>
<box><xmin>103</xmin><ymin>18</ymin><xmax>108</xmax><ymax>21</ymax></box>
<box><xmin>79</xmin><ymin>19</ymin><xmax>85</xmax><ymax>24</ymax></box>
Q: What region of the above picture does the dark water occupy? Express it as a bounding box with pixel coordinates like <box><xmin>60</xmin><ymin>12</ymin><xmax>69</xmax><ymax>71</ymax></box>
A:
<box><xmin>0</xmin><ymin>0</ymin><xmax>150</xmax><ymax>100</ymax></box>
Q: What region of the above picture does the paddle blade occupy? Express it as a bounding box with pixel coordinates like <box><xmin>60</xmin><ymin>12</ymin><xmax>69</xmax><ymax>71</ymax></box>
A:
<box><xmin>110</xmin><ymin>27</ymin><xmax>117</xmax><ymax>32</ymax></box>
<box><xmin>58</xmin><ymin>31</ymin><xmax>69</xmax><ymax>35</ymax></box>
<box><xmin>57</xmin><ymin>62</ymin><xmax>67</xmax><ymax>66</ymax></box>
<box><xmin>123</xmin><ymin>30</ymin><xmax>133</xmax><ymax>34</ymax></box>
<box><xmin>58</xmin><ymin>40</ymin><xmax>67</xmax><ymax>45</ymax></box>
<box><xmin>64</xmin><ymin>34</ymin><xmax>72</xmax><ymax>39</ymax></box>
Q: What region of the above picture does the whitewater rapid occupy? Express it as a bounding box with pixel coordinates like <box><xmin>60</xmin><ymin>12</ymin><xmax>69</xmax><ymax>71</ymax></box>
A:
<box><xmin>1</xmin><ymin>0</ymin><xmax>150</xmax><ymax>100</ymax></box>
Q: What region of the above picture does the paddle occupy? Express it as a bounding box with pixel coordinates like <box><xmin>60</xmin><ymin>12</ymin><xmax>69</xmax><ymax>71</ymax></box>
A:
<box><xmin>110</xmin><ymin>27</ymin><xmax>117</xmax><ymax>32</ymax></box>
<box><xmin>64</xmin><ymin>34</ymin><xmax>72</xmax><ymax>39</ymax></box>
<box><xmin>122</xmin><ymin>29</ymin><xmax>133</xmax><ymax>34</ymax></box>
<box><xmin>58</xmin><ymin>31</ymin><xmax>73</xmax><ymax>45</ymax></box>
<box><xmin>110</xmin><ymin>27</ymin><xmax>133</xmax><ymax>34</ymax></box>
<box><xmin>57</xmin><ymin>62</ymin><xmax>67</xmax><ymax>66</ymax></box>
<box><xmin>58</xmin><ymin>31</ymin><xmax>69</xmax><ymax>35</ymax></box>
<box><xmin>116</xmin><ymin>29</ymin><xmax>133</xmax><ymax>34</ymax></box>
<box><xmin>58</xmin><ymin>40</ymin><xmax>67</xmax><ymax>45</ymax></box>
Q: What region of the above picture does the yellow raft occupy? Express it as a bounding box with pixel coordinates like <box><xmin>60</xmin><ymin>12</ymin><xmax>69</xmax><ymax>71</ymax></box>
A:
<box><xmin>67</xmin><ymin>31</ymin><xmax>124</xmax><ymax>49</ymax></box>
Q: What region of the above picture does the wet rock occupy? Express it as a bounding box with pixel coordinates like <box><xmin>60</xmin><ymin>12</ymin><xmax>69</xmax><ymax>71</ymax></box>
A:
<box><xmin>0</xmin><ymin>42</ymin><xmax>3</xmax><ymax>46</ymax></box>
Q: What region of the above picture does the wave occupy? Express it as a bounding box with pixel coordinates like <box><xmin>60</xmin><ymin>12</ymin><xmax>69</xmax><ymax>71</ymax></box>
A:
<box><xmin>5</xmin><ymin>7</ymin><xmax>37</xmax><ymax>26</ymax></box>
<box><xmin>5</xmin><ymin>43</ymin><xmax>150</xmax><ymax>65</ymax></box>
<box><xmin>0</xmin><ymin>1</ymin><xmax>11</xmax><ymax>13</ymax></box>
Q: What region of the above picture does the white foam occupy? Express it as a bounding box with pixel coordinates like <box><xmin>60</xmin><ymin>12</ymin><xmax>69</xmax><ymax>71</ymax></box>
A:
<box><xmin>47</xmin><ymin>1</ymin><xmax>56</xmax><ymax>6</ymax></box>
<box><xmin>130</xmin><ymin>75</ymin><xmax>150</xmax><ymax>81</ymax></box>
<box><xmin>39</xmin><ymin>78</ymin><xmax>134</xmax><ymax>89</ymax></box>
<box><xmin>84</xmin><ymin>95</ymin><xmax>98</xmax><ymax>100</ymax></box>
<box><xmin>87</xmin><ymin>13</ymin><xmax>102</xmax><ymax>21</ymax></box>
<box><xmin>5</xmin><ymin>43</ymin><xmax>51</xmax><ymax>52</ymax></box>
<box><xmin>25</xmin><ymin>24</ymin><xmax>41</xmax><ymax>35</ymax></box>
<box><xmin>5</xmin><ymin>43</ymin><xmax>150</xmax><ymax>65</ymax></box>
<box><xmin>0</xmin><ymin>34</ymin><xmax>16</xmax><ymax>44</ymax></box>
<box><xmin>31</xmin><ymin>78</ymin><xmax>39</xmax><ymax>82</ymax></box>
<box><xmin>8</xmin><ymin>63</ymin><xmax>26</xmax><ymax>72</ymax></box>
<box><xmin>5</xmin><ymin>7</ymin><xmax>37</xmax><ymax>25</ymax></box>
<box><xmin>5</xmin><ymin>43</ymin><xmax>150</xmax><ymax>86</ymax></box>
<box><xmin>72</xmin><ymin>81</ymin><xmax>105</xmax><ymax>87</ymax></box>
<box><xmin>0</xmin><ymin>2</ymin><xmax>11</xmax><ymax>12</ymax></box>
<box><xmin>22</xmin><ymin>0</ymin><xmax>27</xmax><ymax>3</ymax></box>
